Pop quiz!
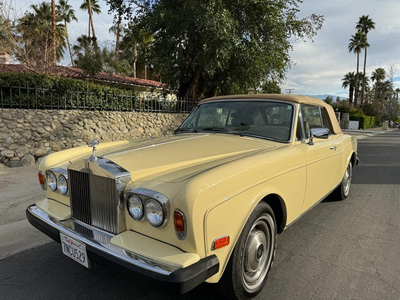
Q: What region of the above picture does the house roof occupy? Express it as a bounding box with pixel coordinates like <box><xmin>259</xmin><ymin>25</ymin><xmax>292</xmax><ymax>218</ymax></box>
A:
<box><xmin>0</xmin><ymin>64</ymin><xmax>164</xmax><ymax>89</ymax></box>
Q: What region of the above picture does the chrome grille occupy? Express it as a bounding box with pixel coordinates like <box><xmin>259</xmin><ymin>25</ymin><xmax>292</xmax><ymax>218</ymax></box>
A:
<box><xmin>69</xmin><ymin>170</ymin><xmax>91</xmax><ymax>225</ymax></box>
<box><xmin>68</xmin><ymin>159</ymin><xmax>130</xmax><ymax>235</ymax></box>
<box><xmin>89</xmin><ymin>174</ymin><xmax>119</xmax><ymax>233</ymax></box>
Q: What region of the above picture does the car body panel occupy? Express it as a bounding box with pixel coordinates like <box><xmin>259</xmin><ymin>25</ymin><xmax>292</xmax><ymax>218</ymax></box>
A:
<box><xmin>27</xmin><ymin>94</ymin><xmax>358</xmax><ymax>293</ymax></box>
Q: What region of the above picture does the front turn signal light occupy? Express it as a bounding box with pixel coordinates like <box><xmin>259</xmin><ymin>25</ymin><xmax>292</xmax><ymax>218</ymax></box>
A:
<box><xmin>38</xmin><ymin>171</ymin><xmax>46</xmax><ymax>190</ymax></box>
<box><xmin>174</xmin><ymin>210</ymin><xmax>186</xmax><ymax>240</ymax></box>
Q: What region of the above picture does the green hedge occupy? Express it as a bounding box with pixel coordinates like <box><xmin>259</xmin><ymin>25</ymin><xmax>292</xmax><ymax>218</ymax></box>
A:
<box><xmin>0</xmin><ymin>72</ymin><xmax>133</xmax><ymax>95</ymax></box>
<box><xmin>349</xmin><ymin>115</ymin><xmax>376</xmax><ymax>129</ymax></box>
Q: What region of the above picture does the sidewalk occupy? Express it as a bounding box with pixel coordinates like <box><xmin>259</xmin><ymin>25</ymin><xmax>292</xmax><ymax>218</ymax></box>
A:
<box><xmin>343</xmin><ymin>127</ymin><xmax>398</xmax><ymax>139</ymax></box>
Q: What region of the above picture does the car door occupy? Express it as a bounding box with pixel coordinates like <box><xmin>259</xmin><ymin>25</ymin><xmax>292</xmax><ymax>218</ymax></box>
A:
<box><xmin>298</xmin><ymin>104</ymin><xmax>340</xmax><ymax>213</ymax></box>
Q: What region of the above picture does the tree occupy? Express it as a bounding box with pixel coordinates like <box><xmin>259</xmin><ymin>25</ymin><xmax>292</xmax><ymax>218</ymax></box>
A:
<box><xmin>73</xmin><ymin>34</ymin><xmax>102</xmax><ymax>76</ymax></box>
<box><xmin>371</xmin><ymin>67</ymin><xmax>386</xmax><ymax>103</ymax></box>
<box><xmin>130</xmin><ymin>0</ymin><xmax>324</xmax><ymax>99</ymax></box>
<box><xmin>57</xmin><ymin>0</ymin><xmax>77</xmax><ymax>66</ymax></box>
<box><xmin>323</xmin><ymin>95</ymin><xmax>334</xmax><ymax>105</ymax></box>
<box><xmin>348</xmin><ymin>31</ymin><xmax>368</xmax><ymax>107</ymax></box>
<box><xmin>17</xmin><ymin>2</ymin><xmax>66</xmax><ymax>73</ymax></box>
<box><xmin>356</xmin><ymin>15</ymin><xmax>375</xmax><ymax>106</ymax></box>
<box><xmin>106</xmin><ymin>0</ymin><xmax>127</xmax><ymax>62</ymax></box>
<box><xmin>260</xmin><ymin>81</ymin><xmax>281</xmax><ymax>94</ymax></box>
<box><xmin>80</xmin><ymin>0</ymin><xmax>101</xmax><ymax>47</ymax></box>
<box><xmin>342</xmin><ymin>72</ymin><xmax>356</xmax><ymax>104</ymax></box>
<box><xmin>0</xmin><ymin>13</ymin><xmax>15</xmax><ymax>55</ymax></box>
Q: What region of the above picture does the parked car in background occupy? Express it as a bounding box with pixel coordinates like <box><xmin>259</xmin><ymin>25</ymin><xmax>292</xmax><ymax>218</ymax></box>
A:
<box><xmin>27</xmin><ymin>94</ymin><xmax>358</xmax><ymax>299</ymax></box>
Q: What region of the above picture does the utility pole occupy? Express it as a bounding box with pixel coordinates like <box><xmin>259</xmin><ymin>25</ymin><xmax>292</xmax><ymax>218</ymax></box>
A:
<box><xmin>286</xmin><ymin>88</ymin><xmax>294</xmax><ymax>94</ymax></box>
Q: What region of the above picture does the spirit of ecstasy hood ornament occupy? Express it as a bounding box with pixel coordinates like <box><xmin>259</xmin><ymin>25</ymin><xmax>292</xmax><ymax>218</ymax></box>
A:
<box><xmin>88</xmin><ymin>139</ymin><xmax>99</xmax><ymax>162</ymax></box>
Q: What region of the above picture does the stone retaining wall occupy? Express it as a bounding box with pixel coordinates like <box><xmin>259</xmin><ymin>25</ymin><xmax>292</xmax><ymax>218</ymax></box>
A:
<box><xmin>0</xmin><ymin>109</ymin><xmax>187</xmax><ymax>167</ymax></box>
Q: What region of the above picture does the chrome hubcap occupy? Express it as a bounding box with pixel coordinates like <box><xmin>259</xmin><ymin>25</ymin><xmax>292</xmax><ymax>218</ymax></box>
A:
<box><xmin>343</xmin><ymin>165</ymin><xmax>351</xmax><ymax>196</ymax></box>
<box><xmin>242</xmin><ymin>215</ymin><xmax>275</xmax><ymax>292</ymax></box>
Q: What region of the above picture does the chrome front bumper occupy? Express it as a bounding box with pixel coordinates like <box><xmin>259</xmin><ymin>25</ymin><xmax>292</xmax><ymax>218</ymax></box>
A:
<box><xmin>26</xmin><ymin>204</ymin><xmax>219</xmax><ymax>294</ymax></box>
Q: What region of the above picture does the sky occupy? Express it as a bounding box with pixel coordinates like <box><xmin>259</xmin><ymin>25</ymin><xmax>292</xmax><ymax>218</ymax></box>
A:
<box><xmin>13</xmin><ymin>0</ymin><xmax>400</xmax><ymax>97</ymax></box>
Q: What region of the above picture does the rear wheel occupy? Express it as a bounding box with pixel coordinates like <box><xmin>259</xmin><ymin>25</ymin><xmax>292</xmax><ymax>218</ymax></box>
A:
<box><xmin>334</xmin><ymin>162</ymin><xmax>352</xmax><ymax>200</ymax></box>
<box><xmin>217</xmin><ymin>202</ymin><xmax>276</xmax><ymax>300</ymax></box>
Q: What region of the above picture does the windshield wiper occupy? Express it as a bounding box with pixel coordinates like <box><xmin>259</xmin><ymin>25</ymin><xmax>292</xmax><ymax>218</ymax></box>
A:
<box><xmin>201</xmin><ymin>127</ymin><xmax>244</xmax><ymax>136</ymax></box>
<box><xmin>201</xmin><ymin>127</ymin><xmax>230</xmax><ymax>132</ymax></box>
<box><xmin>174</xmin><ymin>128</ymin><xmax>198</xmax><ymax>133</ymax></box>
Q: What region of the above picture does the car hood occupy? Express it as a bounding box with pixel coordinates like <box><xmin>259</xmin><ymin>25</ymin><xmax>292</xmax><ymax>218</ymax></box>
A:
<box><xmin>102</xmin><ymin>134</ymin><xmax>278</xmax><ymax>183</ymax></box>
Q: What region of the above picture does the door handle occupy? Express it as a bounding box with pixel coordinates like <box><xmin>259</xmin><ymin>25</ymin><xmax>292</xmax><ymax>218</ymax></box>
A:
<box><xmin>329</xmin><ymin>146</ymin><xmax>337</xmax><ymax>151</ymax></box>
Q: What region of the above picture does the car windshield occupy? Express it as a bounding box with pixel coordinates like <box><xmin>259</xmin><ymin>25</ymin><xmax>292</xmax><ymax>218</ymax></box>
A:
<box><xmin>178</xmin><ymin>100</ymin><xmax>294</xmax><ymax>142</ymax></box>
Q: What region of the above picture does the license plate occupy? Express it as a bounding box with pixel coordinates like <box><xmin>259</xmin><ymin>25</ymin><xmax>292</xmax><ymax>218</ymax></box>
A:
<box><xmin>60</xmin><ymin>233</ymin><xmax>89</xmax><ymax>268</ymax></box>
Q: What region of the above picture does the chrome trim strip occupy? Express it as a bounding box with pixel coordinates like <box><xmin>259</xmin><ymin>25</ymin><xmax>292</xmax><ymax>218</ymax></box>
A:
<box><xmin>28</xmin><ymin>205</ymin><xmax>175</xmax><ymax>275</ymax></box>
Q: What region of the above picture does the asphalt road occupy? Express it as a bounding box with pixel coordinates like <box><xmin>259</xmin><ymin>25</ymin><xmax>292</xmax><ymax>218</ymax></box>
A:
<box><xmin>1</xmin><ymin>130</ymin><xmax>400</xmax><ymax>300</ymax></box>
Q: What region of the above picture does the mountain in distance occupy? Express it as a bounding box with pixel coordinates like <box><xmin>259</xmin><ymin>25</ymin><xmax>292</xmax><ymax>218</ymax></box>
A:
<box><xmin>305</xmin><ymin>94</ymin><xmax>347</xmax><ymax>101</ymax></box>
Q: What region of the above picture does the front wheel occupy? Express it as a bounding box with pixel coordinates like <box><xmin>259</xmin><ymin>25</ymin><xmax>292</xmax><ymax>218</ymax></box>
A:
<box><xmin>217</xmin><ymin>202</ymin><xmax>276</xmax><ymax>300</ymax></box>
<box><xmin>334</xmin><ymin>162</ymin><xmax>352</xmax><ymax>200</ymax></box>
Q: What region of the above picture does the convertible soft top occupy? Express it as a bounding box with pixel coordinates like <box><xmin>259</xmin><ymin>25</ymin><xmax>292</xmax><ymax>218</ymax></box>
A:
<box><xmin>200</xmin><ymin>94</ymin><xmax>342</xmax><ymax>135</ymax></box>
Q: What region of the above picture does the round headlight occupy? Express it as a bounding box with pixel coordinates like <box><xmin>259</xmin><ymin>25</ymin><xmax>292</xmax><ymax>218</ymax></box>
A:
<box><xmin>145</xmin><ymin>199</ymin><xmax>164</xmax><ymax>227</ymax></box>
<box><xmin>127</xmin><ymin>194</ymin><xmax>143</xmax><ymax>220</ymax></box>
<box><xmin>57</xmin><ymin>175</ymin><xmax>68</xmax><ymax>195</ymax></box>
<box><xmin>47</xmin><ymin>171</ymin><xmax>57</xmax><ymax>192</ymax></box>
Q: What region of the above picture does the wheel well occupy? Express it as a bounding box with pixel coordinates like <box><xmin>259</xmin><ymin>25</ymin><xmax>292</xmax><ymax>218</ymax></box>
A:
<box><xmin>261</xmin><ymin>194</ymin><xmax>286</xmax><ymax>234</ymax></box>
<box><xmin>351</xmin><ymin>152</ymin><xmax>357</xmax><ymax>168</ymax></box>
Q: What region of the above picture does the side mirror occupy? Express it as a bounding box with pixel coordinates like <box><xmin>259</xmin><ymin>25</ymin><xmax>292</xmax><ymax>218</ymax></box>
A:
<box><xmin>308</xmin><ymin>128</ymin><xmax>329</xmax><ymax>145</ymax></box>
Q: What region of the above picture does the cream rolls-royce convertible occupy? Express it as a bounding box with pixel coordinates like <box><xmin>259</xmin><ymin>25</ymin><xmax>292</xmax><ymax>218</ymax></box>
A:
<box><xmin>26</xmin><ymin>94</ymin><xmax>358</xmax><ymax>300</ymax></box>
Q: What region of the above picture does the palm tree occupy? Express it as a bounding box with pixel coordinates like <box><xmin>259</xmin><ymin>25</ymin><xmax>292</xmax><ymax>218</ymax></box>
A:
<box><xmin>17</xmin><ymin>2</ymin><xmax>66</xmax><ymax>72</ymax></box>
<box><xmin>57</xmin><ymin>0</ymin><xmax>78</xmax><ymax>66</ymax></box>
<box><xmin>371</xmin><ymin>68</ymin><xmax>386</xmax><ymax>103</ymax></box>
<box><xmin>342</xmin><ymin>72</ymin><xmax>356</xmax><ymax>104</ymax></box>
<box><xmin>80</xmin><ymin>0</ymin><xmax>101</xmax><ymax>47</ymax></box>
<box><xmin>356</xmin><ymin>15</ymin><xmax>375</xmax><ymax>106</ymax></box>
<box><xmin>348</xmin><ymin>31</ymin><xmax>369</xmax><ymax>107</ymax></box>
<box><xmin>52</xmin><ymin>0</ymin><xmax>56</xmax><ymax>65</ymax></box>
<box><xmin>108</xmin><ymin>0</ymin><xmax>124</xmax><ymax>61</ymax></box>
<box><xmin>73</xmin><ymin>34</ymin><xmax>102</xmax><ymax>76</ymax></box>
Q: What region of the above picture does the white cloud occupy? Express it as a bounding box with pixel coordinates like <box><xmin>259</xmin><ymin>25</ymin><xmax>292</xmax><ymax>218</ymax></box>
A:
<box><xmin>282</xmin><ymin>0</ymin><xmax>400</xmax><ymax>96</ymax></box>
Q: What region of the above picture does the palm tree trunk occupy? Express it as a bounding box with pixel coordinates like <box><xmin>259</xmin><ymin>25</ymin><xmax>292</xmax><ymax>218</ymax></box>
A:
<box><xmin>65</xmin><ymin>21</ymin><xmax>74</xmax><ymax>66</ymax></box>
<box><xmin>361</xmin><ymin>47</ymin><xmax>367</xmax><ymax>106</ymax></box>
<box><xmin>133</xmin><ymin>42</ymin><xmax>137</xmax><ymax>77</ymax></box>
<box><xmin>115</xmin><ymin>13</ymin><xmax>122</xmax><ymax>61</ymax></box>
<box><xmin>349</xmin><ymin>86</ymin><xmax>354</xmax><ymax>104</ymax></box>
<box><xmin>87</xmin><ymin>0</ymin><xmax>97</xmax><ymax>48</ymax></box>
<box><xmin>51</xmin><ymin>0</ymin><xmax>56</xmax><ymax>65</ymax></box>
<box><xmin>354</xmin><ymin>53</ymin><xmax>360</xmax><ymax>107</ymax></box>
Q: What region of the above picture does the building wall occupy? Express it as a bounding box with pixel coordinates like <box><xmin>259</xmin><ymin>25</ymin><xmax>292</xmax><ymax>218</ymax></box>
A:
<box><xmin>0</xmin><ymin>109</ymin><xmax>187</xmax><ymax>167</ymax></box>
